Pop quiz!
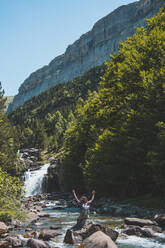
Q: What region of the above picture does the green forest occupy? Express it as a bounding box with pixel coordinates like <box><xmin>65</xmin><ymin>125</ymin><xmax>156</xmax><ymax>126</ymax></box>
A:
<box><xmin>0</xmin><ymin>6</ymin><xmax>165</xmax><ymax>218</ymax></box>
<box><xmin>0</xmin><ymin>83</ymin><xmax>23</xmax><ymax>220</ymax></box>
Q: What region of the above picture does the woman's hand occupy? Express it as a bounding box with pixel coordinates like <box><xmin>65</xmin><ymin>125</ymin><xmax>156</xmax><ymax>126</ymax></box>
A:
<box><xmin>72</xmin><ymin>189</ymin><xmax>75</xmax><ymax>193</ymax></box>
<box><xmin>92</xmin><ymin>190</ymin><xmax>96</xmax><ymax>195</ymax></box>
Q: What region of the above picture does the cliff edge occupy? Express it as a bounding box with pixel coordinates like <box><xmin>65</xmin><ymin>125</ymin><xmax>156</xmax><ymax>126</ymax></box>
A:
<box><xmin>8</xmin><ymin>0</ymin><xmax>164</xmax><ymax>112</ymax></box>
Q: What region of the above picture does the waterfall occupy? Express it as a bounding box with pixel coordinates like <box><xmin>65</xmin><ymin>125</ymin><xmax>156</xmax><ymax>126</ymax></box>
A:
<box><xmin>24</xmin><ymin>163</ymin><xmax>50</xmax><ymax>197</ymax></box>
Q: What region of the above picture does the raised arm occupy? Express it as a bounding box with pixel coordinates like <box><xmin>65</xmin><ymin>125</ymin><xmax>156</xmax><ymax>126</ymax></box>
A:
<box><xmin>72</xmin><ymin>189</ymin><xmax>80</xmax><ymax>203</ymax></box>
<box><xmin>88</xmin><ymin>190</ymin><xmax>96</xmax><ymax>204</ymax></box>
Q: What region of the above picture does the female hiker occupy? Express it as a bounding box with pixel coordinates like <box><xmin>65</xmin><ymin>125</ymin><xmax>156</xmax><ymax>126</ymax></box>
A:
<box><xmin>72</xmin><ymin>189</ymin><xmax>96</xmax><ymax>228</ymax></box>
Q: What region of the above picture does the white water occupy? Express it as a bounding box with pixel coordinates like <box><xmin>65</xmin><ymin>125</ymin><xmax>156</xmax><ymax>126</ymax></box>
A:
<box><xmin>24</xmin><ymin>163</ymin><xmax>50</xmax><ymax>197</ymax></box>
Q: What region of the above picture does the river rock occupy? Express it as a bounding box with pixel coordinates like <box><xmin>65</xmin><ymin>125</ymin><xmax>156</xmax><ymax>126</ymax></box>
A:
<box><xmin>0</xmin><ymin>240</ymin><xmax>10</xmax><ymax>247</ymax></box>
<box><xmin>50</xmin><ymin>225</ymin><xmax>61</xmax><ymax>230</ymax></box>
<box><xmin>154</xmin><ymin>214</ymin><xmax>165</xmax><ymax>227</ymax></box>
<box><xmin>24</xmin><ymin>230</ymin><xmax>40</xmax><ymax>239</ymax></box>
<box><xmin>124</xmin><ymin>217</ymin><xmax>157</xmax><ymax>227</ymax></box>
<box><xmin>0</xmin><ymin>222</ymin><xmax>8</xmax><ymax>234</ymax></box>
<box><xmin>11</xmin><ymin>220</ymin><xmax>24</xmax><ymax>228</ymax></box>
<box><xmin>38</xmin><ymin>212</ymin><xmax>50</xmax><ymax>218</ymax></box>
<box><xmin>27</xmin><ymin>212</ymin><xmax>40</xmax><ymax>224</ymax></box>
<box><xmin>83</xmin><ymin>231</ymin><xmax>117</xmax><ymax>248</ymax></box>
<box><xmin>27</xmin><ymin>239</ymin><xmax>50</xmax><ymax>248</ymax></box>
<box><xmin>39</xmin><ymin>229</ymin><xmax>61</xmax><ymax>241</ymax></box>
<box><xmin>64</xmin><ymin>220</ymin><xmax>118</xmax><ymax>245</ymax></box>
<box><xmin>122</xmin><ymin>225</ymin><xmax>156</xmax><ymax>238</ymax></box>
<box><xmin>5</xmin><ymin>236</ymin><xmax>23</xmax><ymax>247</ymax></box>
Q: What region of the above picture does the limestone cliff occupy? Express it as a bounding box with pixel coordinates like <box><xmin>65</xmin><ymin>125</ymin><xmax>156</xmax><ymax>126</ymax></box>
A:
<box><xmin>8</xmin><ymin>0</ymin><xmax>164</xmax><ymax>112</ymax></box>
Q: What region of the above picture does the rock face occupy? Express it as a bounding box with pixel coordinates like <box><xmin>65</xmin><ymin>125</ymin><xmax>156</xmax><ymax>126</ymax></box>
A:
<box><xmin>42</xmin><ymin>161</ymin><xmax>61</xmax><ymax>193</ymax></box>
<box><xmin>8</xmin><ymin>0</ymin><xmax>164</xmax><ymax>112</ymax></box>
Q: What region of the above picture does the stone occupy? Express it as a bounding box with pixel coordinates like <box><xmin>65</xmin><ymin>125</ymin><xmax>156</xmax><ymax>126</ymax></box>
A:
<box><xmin>64</xmin><ymin>220</ymin><xmax>118</xmax><ymax>245</ymax></box>
<box><xmin>0</xmin><ymin>240</ymin><xmax>10</xmax><ymax>247</ymax></box>
<box><xmin>83</xmin><ymin>231</ymin><xmax>117</xmax><ymax>248</ymax></box>
<box><xmin>11</xmin><ymin>220</ymin><xmax>24</xmax><ymax>228</ymax></box>
<box><xmin>5</xmin><ymin>237</ymin><xmax>23</xmax><ymax>247</ymax></box>
<box><xmin>39</xmin><ymin>229</ymin><xmax>61</xmax><ymax>241</ymax></box>
<box><xmin>27</xmin><ymin>212</ymin><xmax>40</xmax><ymax>223</ymax></box>
<box><xmin>42</xmin><ymin>163</ymin><xmax>61</xmax><ymax>193</ymax></box>
<box><xmin>122</xmin><ymin>225</ymin><xmax>156</xmax><ymax>238</ymax></box>
<box><xmin>124</xmin><ymin>217</ymin><xmax>157</xmax><ymax>227</ymax></box>
<box><xmin>38</xmin><ymin>212</ymin><xmax>50</xmax><ymax>218</ymax></box>
<box><xmin>0</xmin><ymin>222</ymin><xmax>8</xmax><ymax>234</ymax></box>
<box><xmin>50</xmin><ymin>225</ymin><xmax>61</xmax><ymax>230</ymax></box>
<box><xmin>8</xmin><ymin>0</ymin><xmax>164</xmax><ymax>113</ymax></box>
<box><xmin>154</xmin><ymin>214</ymin><xmax>165</xmax><ymax>227</ymax></box>
<box><xmin>27</xmin><ymin>239</ymin><xmax>50</xmax><ymax>248</ymax></box>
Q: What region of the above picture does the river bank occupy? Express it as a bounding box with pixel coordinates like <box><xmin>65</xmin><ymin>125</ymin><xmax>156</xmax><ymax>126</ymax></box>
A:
<box><xmin>0</xmin><ymin>193</ymin><xmax>165</xmax><ymax>248</ymax></box>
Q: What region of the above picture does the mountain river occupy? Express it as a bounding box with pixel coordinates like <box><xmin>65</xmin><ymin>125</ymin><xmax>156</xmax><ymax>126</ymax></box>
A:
<box><xmin>23</xmin><ymin>164</ymin><xmax>165</xmax><ymax>248</ymax></box>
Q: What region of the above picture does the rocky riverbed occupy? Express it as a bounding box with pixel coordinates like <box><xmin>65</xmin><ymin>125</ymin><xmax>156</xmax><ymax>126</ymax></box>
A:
<box><xmin>0</xmin><ymin>193</ymin><xmax>165</xmax><ymax>248</ymax></box>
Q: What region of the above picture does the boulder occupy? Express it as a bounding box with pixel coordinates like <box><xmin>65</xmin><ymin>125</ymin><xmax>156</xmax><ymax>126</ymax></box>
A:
<box><xmin>124</xmin><ymin>217</ymin><xmax>156</xmax><ymax>227</ymax></box>
<box><xmin>39</xmin><ymin>229</ymin><xmax>61</xmax><ymax>241</ymax></box>
<box><xmin>5</xmin><ymin>237</ymin><xmax>23</xmax><ymax>247</ymax></box>
<box><xmin>122</xmin><ymin>225</ymin><xmax>156</xmax><ymax>238</ymax></box>
<box><xmin>11</xmin><ymin>220</ymin><xmax>24</xmax><ymax>228</ymax></box>
<box><xmin>27</xmin><ymin>239</ymin><xmax>50</xmax><ymax>248</ymax></box>
<box><xmin>83</xmin><ymin>231</ymin><xmax>117</xmax><ymax>248</ymax></box>
<box><xmin>50</xmin><ymin>225</ymin><xmax>61</xmax><ymax>230</ymax></box>
<box><xmin>27</xmin><ymin>212</ymin><xmax>40</xmax><ymax>224</ymax></box>
<box><xmin>64</xmin><ymin>220</ymin><xmax>118</xmax><ymax>245</ymax></box>
<box><xmin>0</xmin><ymin>240</ymin><xmax>10</xmax><ymax>247</ymax></box>
<box><xmin>0</xmin><ymin>222</ymin><xmax>8</xmax><ymax>234</ymax></box>
<box><xmin>38</xmin><ymin>212</ymin><xmax>50</xmax><ymax>218</ymax></box>
<box><xmin>154</xmin><ymin>214</ymin><xmax>165</xmax><ymax>227</ymax></box>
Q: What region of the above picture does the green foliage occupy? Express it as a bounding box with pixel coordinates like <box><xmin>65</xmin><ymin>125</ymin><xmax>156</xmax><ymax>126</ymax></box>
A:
<box><xmin>61</xmin><ymin>8</ymin><xmax>165</xmax><ymax>197</ymax></box>
<box><xmin>0</xmin><ymin>168</ymin><xmax>23</xmax><ymax>222</ymax></box>
<box><xmin>9</xmin><ymin>65</ymin><xmax>105</xmax><ymax>150</ymax></box>
<box><xmin>0</xmin><ymin>82</ymin><xmax>23</xmax><ymax>220</ymax></box>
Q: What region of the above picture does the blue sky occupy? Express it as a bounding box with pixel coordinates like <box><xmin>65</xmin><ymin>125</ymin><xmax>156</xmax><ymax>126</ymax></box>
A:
<box><xmin>1</xmin><ymin>0</ymin><xmax>136</xmax><ymax>96</ymax></box>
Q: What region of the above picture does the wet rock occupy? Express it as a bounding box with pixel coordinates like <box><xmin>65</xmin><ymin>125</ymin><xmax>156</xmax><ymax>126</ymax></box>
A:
<box><xmin>143</xmin><ymin>225</ymin><xmax>162</xmax><ymax>233</ymax></box>
<box><xmin>0</xmin><ymin>240</ymin><xmax>10</xmax><ymax>247</ymax></box>
<box><xmin>83</xmin><ymin>231</ymin><xmax>117</xmax><ymax>248</ymax></box>
<box><xmin>64</xmin><ymin>220</ymin><xmax>118</xmax><ymax>245</ymax></box>
<box><xmin>25</xmin><ymin>228</ymin><xmax>33</xmax><ymax>232</ymax></box>
<box><xmin>154</xmin><ymin>214</ymin><xmax>165</xmax><ymax>227</ymax></box>
<box><xmin>1</xmin><ymin>233</ymin><xmax>9</xmax><ymax>238</ymax></box>
<box><xmin>38</xmin><ymin>212</ymin><xmax>50</xmax><ymax>218</ymax></box>
<box><xmin>122</xmin><ymin>225</ymin><xmax>156</xmax><ymax>238</ymax></box>
<box><xmin>50</xmin><ymin>225</ymin><xmax>61</xmax><ymax>230</ymax></box>
<box><xmin>11</xmin><ymin>220</ymin><xmax>24</xmax><ymax>228</ymax></box>
<box><xmin>124</xmin><ymin>217</ymin><xmax>157</xmax><ymax>227</ymax></box>
<box><xmin>24</xmin><ymin>230</ymin><xmax>40</xmax><ymax>239</ymax></box>
<box><xmin>39</xmin><ymin>229</ymin><xmax>61</xmax><ymax>241</ymax></box>
<box><xmin>27</xmin><ymin>238</ymin><xmax>50</xmax><ymax>248</ymax></box>
<box><xmin>5</xmin><ymin>236</ymin><xmax>23</xmax><ymax>247</ymax></box>
<box><xmin>27</xmin><ymin>212</ymin><xmax>40</xmax><ymax>224</ymax></box>
<box><xmin>42</xmin><ymin>163</ymin><xmax>61</xmax><ymax>193</ymax></box>
<box><xmin>34</xmin><ymin>222</ymin><xmax>43</xmax><ymax>226</ymax></box>
<box><xmin>0</xmin><ymin>222</ymin><xmax>8</xmax><ymax>234</ymax></box>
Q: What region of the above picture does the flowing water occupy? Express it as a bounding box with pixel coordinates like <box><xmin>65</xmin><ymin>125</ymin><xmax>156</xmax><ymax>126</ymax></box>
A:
<box><xmin>24</xmin><ymin>163</ymin><xmax>50</xmax><ymax>197</ymax></box>
<box><xmin>23</xmin><ymin>164</ymin><xmax>165</xmax><ymax>248</ymax></box>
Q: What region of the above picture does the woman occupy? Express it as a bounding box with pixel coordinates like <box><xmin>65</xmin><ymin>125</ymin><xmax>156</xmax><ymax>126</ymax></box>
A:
<box><xmin>72</xmin><ymin>189</ymin><xmax>96</xmax><ymax>228</ymax></box>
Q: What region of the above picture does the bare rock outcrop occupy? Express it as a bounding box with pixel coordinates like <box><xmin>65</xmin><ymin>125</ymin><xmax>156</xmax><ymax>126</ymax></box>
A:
<box><xmin>8</xmin><ymin>0</ymin><xmax>164</xmax><ymax>112</ymax></box>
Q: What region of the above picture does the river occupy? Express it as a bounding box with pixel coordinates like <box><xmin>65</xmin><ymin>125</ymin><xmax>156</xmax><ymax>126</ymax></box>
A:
<box><xmin>24</xmin><ymin>164</ymin><xmax>165</xmax><ymax>248</ymax></box>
